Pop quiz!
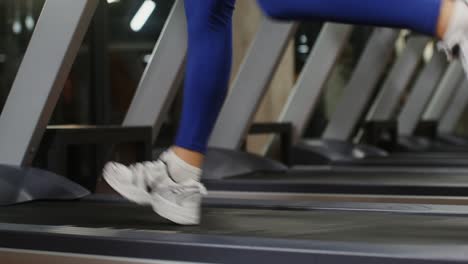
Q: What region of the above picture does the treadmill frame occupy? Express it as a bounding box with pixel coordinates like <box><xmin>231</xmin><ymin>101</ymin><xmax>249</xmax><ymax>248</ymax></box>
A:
<box><xmin>0</xmin><ymin>0</ymin><xmax>99</xmax><ymax>166</ymax></box>
<box><xmin>398</xmin><ymin>52</ymin><xmax>448</xmax><ymax>135</ymax></box>
<box><xmin>438</xmin><ymin>79</ymin><xmax>468</xmax><ymax>134</ymax></box>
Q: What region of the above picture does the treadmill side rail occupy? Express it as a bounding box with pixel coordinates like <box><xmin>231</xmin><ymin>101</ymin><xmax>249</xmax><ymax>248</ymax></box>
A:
<box><xmin>0</xmin><ymin>0</ymin><xmax>99</xmax><ymax>166</ymax></box>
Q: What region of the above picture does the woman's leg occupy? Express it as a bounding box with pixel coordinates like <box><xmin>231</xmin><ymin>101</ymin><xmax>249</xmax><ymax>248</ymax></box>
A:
<box><xmin>105</xmin><ymin>0</ymin><xmax>467</xmax><ymax>225</ymax></box>
<box><xmin>254</xmin><ymin>0</ymin><xmax>468</xmax><ymax>90</ymax></box>
<box><xmin>172</xmin><ymin>0</ymin><xmax>236</xmax><ymax>168</ymax></box>
<box><xmin>173</xmin><ymin>0</ymin><xmax>468</xmax><ymax>169</ymax></box>
<box><xmin>437</xmin><ymin>0</ymin><xmax>457</xmax><ymax>37</ymax></box>
<box><xmin>104</xmin><ymin>0</ymin><xmax>236</xmax><ymax>225</ymax></box>
<box><xmin>173</xmin><ymin>0</ymin><xmax>468</xmax><ymax>168</ymax></box>
<box><xmin>256</xmin><ymin>0</ymin><xmax>446</xmax><ymax>36</ymax></box>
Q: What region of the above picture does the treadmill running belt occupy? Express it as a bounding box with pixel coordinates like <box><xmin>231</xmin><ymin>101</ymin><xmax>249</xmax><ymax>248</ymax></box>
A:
<box><xmin>229</xmin><ymin>171</ymin><xmax>468</xmax><ymax>184</ymax></box>
<box><xmin>1</xmin><ymin>200</ymin><xmax>468</xmax><ymax>244</ymax></box>
<box><xmin>337</xmin><ymin>158</ymin><xmax>468</xmax><ymax>167</ymax></box>
<box><xmin>1</xmin><ymin>199</ymin><xmax>468</xmax><ymax>263</ymax></box>
<box><xmin>204</xmin><ymin>171</ymin><xmax>468</xmax><ymax>195</ymax></box>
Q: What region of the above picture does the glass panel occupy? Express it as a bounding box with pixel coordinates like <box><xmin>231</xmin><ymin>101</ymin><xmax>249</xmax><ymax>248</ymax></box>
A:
<box><xmin>108</xmin><ymin>0</ymin><xmax>175</xmax><ymax>123</ymax></box>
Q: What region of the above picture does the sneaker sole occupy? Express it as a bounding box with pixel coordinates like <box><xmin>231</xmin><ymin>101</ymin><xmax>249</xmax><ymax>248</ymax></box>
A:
<box><xmin>104</xmin><ymin>170</ymin><xmax>200</xmax><ymax>225</ymax></box>
<box><xmin>103</xmin><ymin>171</ymin><xmax>152</xmax><ymax>205</ymax></box>
<box><xmin>152</xmin><ymin>192</ymin><xmax>200</xmax><ymax>225</ymax></box>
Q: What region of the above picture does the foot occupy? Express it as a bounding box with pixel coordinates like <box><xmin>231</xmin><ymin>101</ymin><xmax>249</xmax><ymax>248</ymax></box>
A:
<box><xmin>439</xmin><ymin>0</ymin><xmax>468</xmax><ymax>75</ymax></box>
<box><xmin>103</xmin><ymin>154</ymin><xmax>207</xmax><ymax>225</ymax></box>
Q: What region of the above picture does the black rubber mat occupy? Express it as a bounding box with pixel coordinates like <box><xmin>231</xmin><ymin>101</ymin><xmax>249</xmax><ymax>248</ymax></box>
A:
<box><xmin>231</xmin><ymin>171</ymin><xmax>468</xmax><ymax>186</ymax></box>
<box><xmin>338</xmin><ymin>158</ymin><xmax>468</xmax><ymax>167</ymax></box>
<box><xmin>204</xmin><ymin>170</ymin><xmax>468</xmax><ymax>195</ymax></box>
<box><xmin>2</xmin><ymin>200</ymin><xmax>468</xmax><ymax>245</ymax></box>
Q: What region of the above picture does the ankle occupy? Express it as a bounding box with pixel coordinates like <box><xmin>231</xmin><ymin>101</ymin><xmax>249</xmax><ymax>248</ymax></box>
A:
<box><xmin>160</xmin><ymin>149</ymin><xmax>203</xmax><ymax>182</ymax></box>
<box><xmin>171</xmin><ymin>146</ymin><xmax>204</xmax><ymax>168</ymax></box>
<box><xmin>437</xmin><ymin>0</ymin><xmax>455</xmax><ymax>39</ymax></box>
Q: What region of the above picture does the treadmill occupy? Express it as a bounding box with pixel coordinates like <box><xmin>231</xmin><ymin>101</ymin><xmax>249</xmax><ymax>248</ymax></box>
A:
<box><xmin>367</xmin><ymin>60</ymin><xmax>468</xmax><ymax>154</ymax></box>
<box><xmin>121</xmin><ymin>17</ymin><xmax>468</xmax><ymax>195</ymax></box>
<box><xmin>397</xmin><ymin>58</ymin><xmax>468</xmax><ymax>151</ymax></box>
<box><xmin>168</xmin><ymin>22</ymin><xmax>468</xmax><ymax>196</ymax></box>
<box><xmin>398</xmin><ymin>75</ymin><xmax>468</xmax><ymax>151</ymax></box>
<box><xmin>3</xmin><ymin>2</ymin><xmax>468</xmax><ymax>263</ymax></box>
<box><xmin>328</xmin><ymin>63</ymin><xmax>468</xmax><ymax>167</ymax></box>
<box><xmin>288</xmin><ymin>43</ymin><xmax>468</xmax><ymax>167</ymax></box>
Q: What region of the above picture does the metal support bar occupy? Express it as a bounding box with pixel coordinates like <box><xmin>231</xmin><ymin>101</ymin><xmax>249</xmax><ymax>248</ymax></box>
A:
<box><xmin>123</xmin><ymin>0</ymin><xmax>187</xmax><ymax>142</ymax></box>
<box><xmin>208</xmin><ymin>18</ymin><xmax>297</xmax><ymax>150</ymax></box>
<box><xmin>276</xmin><ymin>24</ymin><xmax>353</xmax><ymax>143</ymax></box>
<box><xmin>438</xmin><ymin>79</ymin><xmax>468</xmax><ymax>134</ymax></box>
<box><xmin>261</xmin><ymin>24</ymin><xmax>353</xmax><ymax>155</ymax></box>
<box><xmin>367</xmin><ymin>36</ymin><xmax>429</xmax><ymax>121</ymax></box>
<box><xmin>397</xmin><ymin>52</ymin><xmax>448</xmax><ymax>135</ymax></box>
<box><xmin>323</xmin><ymin>28</ymin><xmax>399</xmax><ymax>141</ymax></box>
<box><xmin>0</xmin><ymin>0</ymin><xmax>99</xmax><ymax>166</ymax></box>
<box><xmin>423</xmin><ymin>61</ymin><xmax>464</xmax><ymax>121</ymax></box>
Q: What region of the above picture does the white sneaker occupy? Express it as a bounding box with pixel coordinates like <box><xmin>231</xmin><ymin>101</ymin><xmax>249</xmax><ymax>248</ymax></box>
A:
<box><xmin>439</xmin><ymin>0</ymin><xmax>468</xmax><ymax>76</ymax></box>
<box><xmin>103</xmin><ymin>161</ymin><xmax>207</xmax><ymax>225</ymax></box>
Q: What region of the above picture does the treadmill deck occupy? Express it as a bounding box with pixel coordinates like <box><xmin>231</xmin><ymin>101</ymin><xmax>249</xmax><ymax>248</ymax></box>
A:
<box><xmin>0</xmin><ymin>198</ymin><xmax>468</xmax><ymax>263</ymax></box>
<box><xmin>204</xmin><ymin>170</ymin><xmax>468</xmax><ymax>196</ymax></box>
<box><xmin>1</xmin><ymin>199</ymin><xmax>468</xmax><ymax>243</ymax></box>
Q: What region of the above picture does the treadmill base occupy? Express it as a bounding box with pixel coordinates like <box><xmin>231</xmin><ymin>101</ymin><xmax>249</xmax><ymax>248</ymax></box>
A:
<box><xmin>0</xmin><ymin>165</ymin><xmax>89</xmax><ymax>205</ymax></box>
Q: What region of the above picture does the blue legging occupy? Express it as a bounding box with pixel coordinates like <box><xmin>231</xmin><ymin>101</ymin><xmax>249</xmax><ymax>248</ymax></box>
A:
<box><xmin>175</xmin><ymin>0</ymin><xmax>442</xmax><ymax>153</ymax></box>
